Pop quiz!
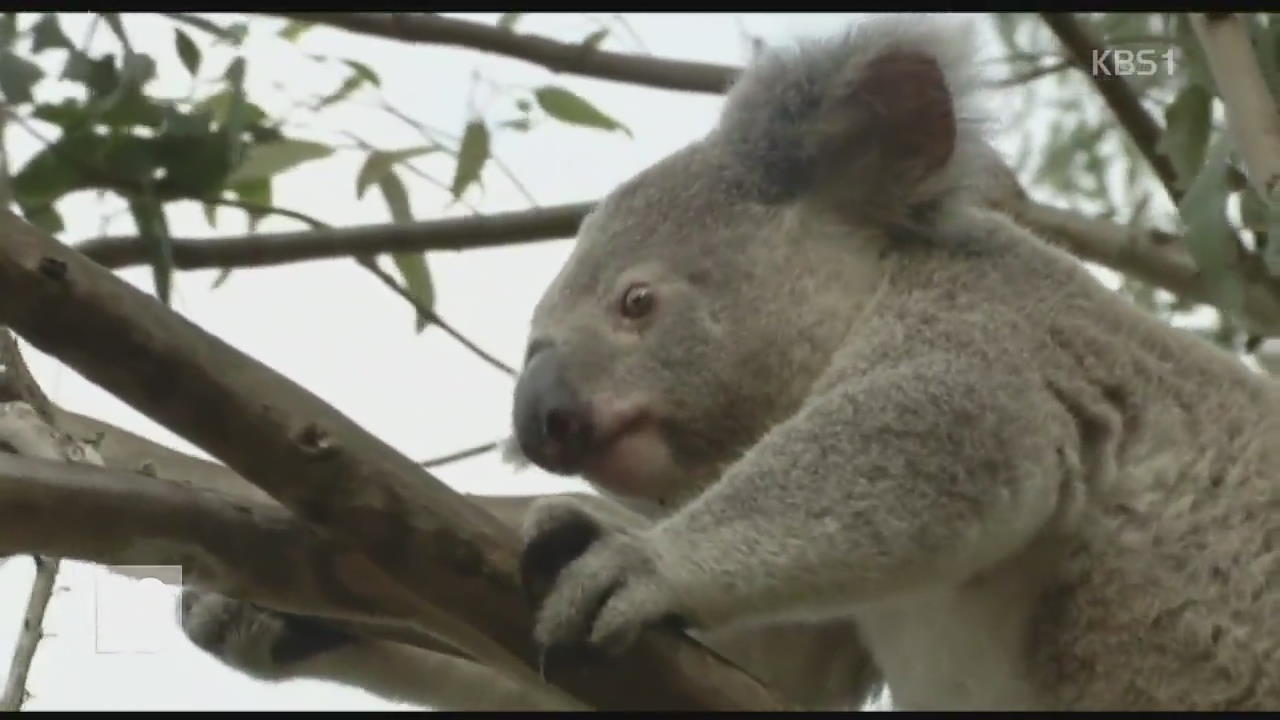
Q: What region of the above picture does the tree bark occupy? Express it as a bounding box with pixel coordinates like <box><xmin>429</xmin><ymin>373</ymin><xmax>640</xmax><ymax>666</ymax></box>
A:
<box><xmin>0</xmin><ymin>212</ymin><xmax>782</xmax><ymax>710</ymax></box>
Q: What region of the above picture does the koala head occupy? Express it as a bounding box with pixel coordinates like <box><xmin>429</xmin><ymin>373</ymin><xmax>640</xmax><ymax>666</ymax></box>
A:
<box><xmin>509</xmin><ymin>15</ymin><xmax>993</xmax><ymax>508</ymax></box>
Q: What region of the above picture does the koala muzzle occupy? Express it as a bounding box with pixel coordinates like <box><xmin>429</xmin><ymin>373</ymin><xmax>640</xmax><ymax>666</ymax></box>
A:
<box><xmin>513</xmin><ymin>345</ymin><xmax>594</xmax><ymax>475</ymax></box>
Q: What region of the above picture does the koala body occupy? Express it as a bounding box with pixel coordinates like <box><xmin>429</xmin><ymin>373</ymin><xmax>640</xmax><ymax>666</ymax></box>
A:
<box><xmin>510</xmin><ymin>14</ymin><xmax>1280</xmax><ymax>711</ymax></box>
<box><xmin>182</xmin><ymin>15</ymin><xmax>1280</xmax><ymax>711</ymax></box>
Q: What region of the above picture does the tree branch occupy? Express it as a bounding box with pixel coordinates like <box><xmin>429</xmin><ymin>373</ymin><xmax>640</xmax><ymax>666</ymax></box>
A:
<box><xmin>75</xmin><ymin>202</ymin><xmax>592</xmax><ymax>271</ymax></box>
<box><xmin>266</xmin><ymin>13</ymin><xmax>737</xmax><ymax>94</ymax></box>
<box><xmin>1040</xmin><ymin>12</ymin><xmax>1183</xmax><ymax>200</ymax></box>
<box><xmin>1190</xmin><ymin>13</ymin><xmax>1280</xmax><ymax>203</ymax></box>
<box><xmin>0</xmin><ymin>555</ymin><xmax>56</xmax><ymax>711</ymax></box>
<box><xmin>0</xmin><ymin>334</ymin><xmax>63</xmax><ymax>711</ymax></box>
<box><xmin>0</xmin><ymin>212</ymin><xmax>782</xmax><ymax>710</ymax></box>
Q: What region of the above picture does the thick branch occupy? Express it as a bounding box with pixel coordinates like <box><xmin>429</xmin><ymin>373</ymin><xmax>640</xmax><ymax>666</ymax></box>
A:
<box><xmin>1040</xmin><ymin>12</ymin><xmax>1183</xmax><ymax>200</ymax></box>
<box><xmin>75</xmin><ymin>202</ymin><xmax>592</xmax><ymax>271</ymax></box>
<box><xmin>0</xmin><ymin>335</ymin><xmax>63</xmax><ymax>711</ymax></box>
<box><xmin>0</xmin><ymin>212</ymin><xmax>781</xmax><ymax>711</ymax></box>
<box><xmin>1191</xmin><ymin>13</ymin><xmax>1280</xmax><ymax>202</ymax></box>
<box><xmin>268</xmin><ymin>13</ymin><xmax>736</xmax><ymax>94</ymax></box>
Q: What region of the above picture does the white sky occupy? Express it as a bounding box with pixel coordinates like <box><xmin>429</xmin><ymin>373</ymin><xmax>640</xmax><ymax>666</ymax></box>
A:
<box><xmin>0</xmin><ymin>11</ymin><xmax>1023</xmax><ymax>711</ymax></box>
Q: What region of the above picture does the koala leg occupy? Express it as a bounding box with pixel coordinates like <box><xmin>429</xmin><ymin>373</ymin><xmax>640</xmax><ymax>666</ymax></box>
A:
<box><xmin>528</xmin><ymin>358</ymin><xmax>1067</xmax><ymax>650</ymax></box>
<box><xmin>179</xmin><ymin>588</ymin><xmax>579</xmax><ymax>710</ymax></box>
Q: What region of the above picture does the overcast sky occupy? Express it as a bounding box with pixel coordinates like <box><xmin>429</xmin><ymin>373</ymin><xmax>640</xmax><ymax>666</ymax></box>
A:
<box><xmin>0</xmin><ymin>12</ymin><xmax>1013</xmax><ymax>710</ymax></box>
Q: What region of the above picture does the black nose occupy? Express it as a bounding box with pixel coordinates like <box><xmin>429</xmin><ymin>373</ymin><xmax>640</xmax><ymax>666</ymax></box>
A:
<box><xmin>512</xmin><ymin>344</ymin><xmax>592</xmax><ymax>474</ymax></box>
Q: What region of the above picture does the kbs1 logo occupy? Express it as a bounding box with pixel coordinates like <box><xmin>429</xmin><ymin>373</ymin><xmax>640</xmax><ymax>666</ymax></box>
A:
<box><xmin>1091</xmin><ymin>48</ymin><xmax>1177</xmax><ymax>77</ymax></box>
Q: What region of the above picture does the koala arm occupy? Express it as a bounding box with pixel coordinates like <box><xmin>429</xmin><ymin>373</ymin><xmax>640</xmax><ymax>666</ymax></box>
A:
<box><xmin>533</xmin><ymin>353</ymin><xmax>1069</xmax><ymax>651</ymax></box>
<box><xmin>652</xmin><ymin>354</ymin><xmax>1066</xmax><ymax>627</ymax></box>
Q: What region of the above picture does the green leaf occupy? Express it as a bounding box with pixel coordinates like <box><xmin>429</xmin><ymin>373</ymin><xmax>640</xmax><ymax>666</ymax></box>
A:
<box><xmin>1157</xmin><ymin>84</ymin><xmax>1212</xmax><ymax>191</ymax></box>
<box><xmin>497</xmin><ymin>13</ymin><xmax>522</xmax><ymax>31</ymax></box>
<box><xmin>128</xmin><ymin>196</ymin><xmax>173</xmax><ymax>305</ymax></box>
<box><xmin>581</xmin><ymin>29</ymin><xmax>609</xmax><ymax>49</ymax></box>
<box><xmin>341</xmin><ymin>59</ymin><xmax>380</xmax><ymax>87</ymax></box>
<box><xmin>163</xmin><ymin>13</ymin><xmax>245</xmax><ymax>44</ymax></box>
<box><xmin>315</xmin><ymin>72</ymin><xmax>364</xmax><ymax>109</ymax></box>
<box><xmin>311</xmin><ymin>58</ymin><xmax>380</xmax><ymax>109</ymax></box>
<box><xmin>279</xmin><ymin>19</ymin><xmax>314</xmax><ymax>42</ymax></box>
<box><xmin>355</xmin><ymin>146</ymin><xmax>438</xmax><ymax>199</ymax></box>
<box><xmin>1176</xmin><ymin>138</ymin><xmax>1243</xmax><ymax>317</ymax></box>
<box><xmin>227</xmin><ymin>139</ymin><xmax>333</xmax><ymax>185</ymax></box>
<box><xmin>534</xmin><ymin>85</ymin><xmax>631</xmax><ymax>137</ymax></box>
<box><xmin>377</xmin><ymin>169</ymin><xmax>434</xmax><ymax>330</ymax></box>
<box><xmin>20</xmin><ymin>203</ymin><xmax>62</xmax><ymax>234</ymax></box>
<box><xmin>0</xmin><ymin>13</ymin><xmax>16</xmax><ymax>48</ymax></box>
<box><xmin>0</xmin><ymin>50</ymin><xmax>43</xmax><ymax>104</ymax></box>
<box><xmin>500</xmin><ymin>118</ymin><xmax>532</xmax><ymax>132</ymax></box>
<box><xmin>32</xmin><ymin>14</ymin><xmax>72</xmax><ymax>52</ymax></box>
<box><xmin>100</xmin><ymin>13</ymin><xmax>131</xmax><ymax>52</ymax></box>
<box><xmin>450</xmin><ymin>121</ymin><xmax>489</xmax><ymax>199</ymax></box>
<box><xmin>61</xmin><ymin>50</ymin><xmax>116</xmax><ymax>96</ymax></box>
<box><xmin>231</xmin><ymin>177</ymin><xmax>271</xmax><ymax>232</ymax></box>
<box><xmin>394</xmin><ymin>250</ymin><xmax>434</xmax><ymax>332</ymax></box>
<box><xmin>174</xmin><ymin>28</ymin><xmax>201</xmax><ymax>77</ymax></box>
<box><xmin>223</xmin><ymin>57</ymin><xmax>247</xmax><ymax>170</ymax></box>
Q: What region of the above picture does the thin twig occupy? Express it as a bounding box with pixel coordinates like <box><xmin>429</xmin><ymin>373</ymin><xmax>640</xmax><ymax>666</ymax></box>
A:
<box><xmin>356</xmin><ymin>256</ymin><xmax>516</xmax><ymax>377</ymax></box>
<box><xmin>990</xmin><ymin>59</ymin><xmax>1072</xmax><ymax>88</ymax></box>
<box><xmin>267</xmin><ymin>13</ymin><xmax>736</xmax><ymax>95</ymax></box>
<box><xmin>420</xmin><ymin>441</ymin><xmax>500</xmax><ymax>468</ymax></box>
<box><xmin>0</xmin><ymin>556</ymin><xmax>59</xmax><ymax>711</ymax></box>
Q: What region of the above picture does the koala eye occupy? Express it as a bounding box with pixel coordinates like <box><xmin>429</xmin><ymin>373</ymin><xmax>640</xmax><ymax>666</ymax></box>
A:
<box><xmin>619</xmin><ymin>283</ymin><xmax>655</xmax><ymax>320</ymax></box>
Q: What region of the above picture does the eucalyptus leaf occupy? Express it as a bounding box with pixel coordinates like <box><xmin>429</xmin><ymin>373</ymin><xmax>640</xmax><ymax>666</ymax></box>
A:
<box><xmin>279</xmin><ymin>20</ymin><xmax>314</xmax><ymax>42</ymax></box>
<box><xmin>581</xmin><ymin>29</ymin><xmax>609</xmax><ymax>49</ymax></box>
<box><xmin>163</xmin><ymin>13</ymin><xmax>245</xmax><ymax>44</ymax></box>
<box><xmin>378</xmin><ymin>169</ymin><xmax>435</xmax><ymax>329</ymax></box>
<box><xmin>1157</xmin><ymin>84</ymin><xmax>1212</xmax><ymax>191</ymax></box>
<box><xmin>32</xmin><ymin>14</ymin><xmax>73</xmax><ymax>52</ymax></box>
<box><xmin>0</xmin><ymin>50</ymin><xmax>42</xmax><ymax>104</ymax></box>
<box><xmin>534</xmin><ymin>85</ymin><xmax>631</xmax><ymax>137</ymax></box>
<box><xmin>497</xmin><ymin>13</ymin><xmax>522</xmax><ymax>31</ymax></box>
<box><xmin>128</xmin><ymin>197</ymin><xmax>173</xmax><ymax>305</ymax></box>
<box><xmin>1176</xmin><ymin>138</ymin><xmax>1244</xmax><ymax>317</ymax></box>
<box><xmin>227</xmin><ymin>139</ymin><xmax>333</xmax><ymax>185</ymax></box>
<box><xmin>174</xmin><ymin>28</ymin><xmax>201</xmax><ymax>77</ymax></box>
<box><xmin>450</xmin><ymin>121</ymin><xmax>489</xmax><ymax>199</ymax></box>
<box><xmin>355</xmin><ymin>146</ymin><xmax>437</xmax><ymax>199</ymax></box>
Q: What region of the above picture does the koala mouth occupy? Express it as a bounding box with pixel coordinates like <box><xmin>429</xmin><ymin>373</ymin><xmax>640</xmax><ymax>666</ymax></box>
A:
<box><xmin>580</xmin><ymin>409</ymin><xmax>674</xmax><ymax>498</ymax></box>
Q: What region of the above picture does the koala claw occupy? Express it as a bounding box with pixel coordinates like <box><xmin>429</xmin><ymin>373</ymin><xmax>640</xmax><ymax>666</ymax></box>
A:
<box><xmin>520</xmin><ymin>499</ymin><xmax>687</xmax><ymax>658</ymax></box>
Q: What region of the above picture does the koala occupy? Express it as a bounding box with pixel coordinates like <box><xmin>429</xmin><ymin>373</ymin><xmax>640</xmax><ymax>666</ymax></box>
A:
<box><xmin>181</xmin><ymin>14</ymin><xmax>1280</xmax><ymax>711</ymax></box>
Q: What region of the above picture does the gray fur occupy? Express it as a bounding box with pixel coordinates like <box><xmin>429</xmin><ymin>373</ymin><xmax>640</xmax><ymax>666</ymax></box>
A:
<box><xmin>182</xmin><ymin>14</ymin><xmax>1280</xmax><ymax>711</ymax></box>
<box><xmin>519</xmin><ymin>13</ymin><xmax>1280</xmax><ymax>711</ymax></box>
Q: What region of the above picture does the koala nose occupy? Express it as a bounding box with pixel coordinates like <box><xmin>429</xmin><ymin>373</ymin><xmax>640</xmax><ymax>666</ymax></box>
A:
<box><xmin>513</xmin><ymin>345</ymin><xmax>593</xmax><ymax>474</ymax></box>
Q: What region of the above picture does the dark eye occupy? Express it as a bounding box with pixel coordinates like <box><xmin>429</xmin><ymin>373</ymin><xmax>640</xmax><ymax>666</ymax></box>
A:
<box><xmin>619</xmin><ymin>283</ymin><xmax>655</xmax><ymax>319</ymax></box>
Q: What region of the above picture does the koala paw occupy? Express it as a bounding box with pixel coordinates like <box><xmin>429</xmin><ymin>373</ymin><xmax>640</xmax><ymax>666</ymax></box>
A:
<box><xmin>180</xmin><ymin>588</ymin><xmax>354</xmax><ymax>680</ymax></box>
<box><xmin>519</xmin><ymin>497</ymin><xmax>689</xmax><ymax>659</ymax></box>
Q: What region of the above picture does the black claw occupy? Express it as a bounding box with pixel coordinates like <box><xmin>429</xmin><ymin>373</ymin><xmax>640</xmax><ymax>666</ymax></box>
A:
<box><xmin>537</xmin><ymin>640</ymin><xmax>608</xmax><ymax>679</ymax></box>
<box><xmin>269</xmin><ymin>614</ymin><xmax>358</xmax><ymax>665</ymax></box>
<box><xmin>519</xmin><ymin>513</ymin><xmax>602</xmax><ymax>608</ymax></box>
<box><xmin>657</xmin><ymin>612</ymin><xmax>691</xmax><ymax>636</ymax></box>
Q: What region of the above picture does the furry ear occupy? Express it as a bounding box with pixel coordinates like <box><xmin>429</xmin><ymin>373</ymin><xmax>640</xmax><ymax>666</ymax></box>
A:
<box><xmin>717</xmin><ymin>15</ymin><xmax>988</xmax><ymax>220</ymax></box>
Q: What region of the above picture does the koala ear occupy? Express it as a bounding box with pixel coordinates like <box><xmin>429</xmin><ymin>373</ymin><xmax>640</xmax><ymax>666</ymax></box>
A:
<box><xmin>717</xmin><ymin>15</ymin><xmax>987</xmax><ymax>220</ymax></box>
